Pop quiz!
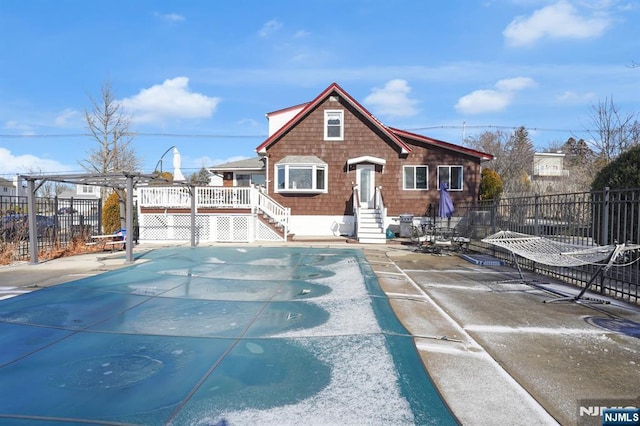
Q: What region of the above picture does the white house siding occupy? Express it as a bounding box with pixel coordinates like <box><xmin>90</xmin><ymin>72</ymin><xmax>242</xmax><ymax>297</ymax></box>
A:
<box><xmin>288</xmin><ymin>215</ymin><xmax>355</xmax><ymax>237</ymax></box>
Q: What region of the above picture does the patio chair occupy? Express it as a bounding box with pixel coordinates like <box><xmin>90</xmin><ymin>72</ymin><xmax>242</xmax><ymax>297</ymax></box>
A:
<box><xmin>451</xmin><ymin>213</ymin><xmax>472</xmax><ymax>253</ymax></box>
<box><xmin>428</xmin><ymin>227</ymin><xmax>455</xmax><ymax>255</ymax></box>
<box><xmin>410</xmin><ymin>224</ymin><xmax>431</xmax><ymax>252</ymax></box>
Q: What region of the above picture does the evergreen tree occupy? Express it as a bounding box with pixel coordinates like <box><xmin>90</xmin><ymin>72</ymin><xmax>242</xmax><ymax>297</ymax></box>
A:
<box><xmin>189</xmin><ymin>167</ymin><xmax>211</xmax><ymax>186</ymax></box>
<box><xmin>591</xmin><ymin>145</ymin><xmax>640</xmax><ymax>191</ymax></box>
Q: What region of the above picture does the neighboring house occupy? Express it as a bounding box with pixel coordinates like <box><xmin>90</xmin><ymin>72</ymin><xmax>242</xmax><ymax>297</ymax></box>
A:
<box><xmin>532</xmin><ymin>152</ymin><xmax>569</xmax><ymax>193</ymax></box>
<box><xmin>251</xmin><ymin>82</ymin><xmax>493</xmax><ymax>240</ymax></box>
<box><xmin>209</xmin><ymin>158</ymin><xmax>264</xmax><ymax>188</ymax></box>
<box><xmin>0</xmin><ymin>177</ymin><xmax>14</xmax><ymax>197</ymax></box>
<box><xmin>75</xmin><ymin>184</ymin><xmax>102</xmax><ymax>198</ymax></box>
<box><xmin>55</xmin><ymin>184</ymin><xmax>102</xmax><ymax>199</ymax></box>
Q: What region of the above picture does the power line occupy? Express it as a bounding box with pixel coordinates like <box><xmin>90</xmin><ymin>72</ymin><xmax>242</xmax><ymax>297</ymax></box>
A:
<box><xmin>0</xmin><ymin>126</ymin><xmax>597</xmax><ymax>140</ymax></box>
<box><xmin>0</xmin><ymin>132</ymin><xmax>267</xmax><ymax>139</ymax></box>
<box><xmin>406</xmin><ymin>125</ymin><xmax>596</xmax><ymax>133</ymax></box>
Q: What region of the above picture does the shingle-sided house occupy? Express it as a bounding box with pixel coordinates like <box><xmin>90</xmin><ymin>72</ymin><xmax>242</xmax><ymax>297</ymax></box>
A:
<box><xmin>248</xmin><ymin>82</ymin><xmax>493</xmax><ymax>241</ymax></box>
<box><xmin>141</xmin><ymin>82</ymin><xmax>493</xmax><ymax>244</ymax></box>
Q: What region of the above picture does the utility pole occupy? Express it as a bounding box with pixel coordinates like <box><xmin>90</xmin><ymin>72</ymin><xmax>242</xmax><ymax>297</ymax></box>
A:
<box><xmin>462</xmin><ymin>122</ymin><xmax>466</xmax><ymax>144</ymax></box>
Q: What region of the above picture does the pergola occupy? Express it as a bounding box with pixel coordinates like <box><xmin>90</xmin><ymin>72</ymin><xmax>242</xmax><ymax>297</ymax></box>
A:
<box><xmin>18</xmin><ymin>172</ymin><xmax>196</xmax><ymax>264</ymax></box>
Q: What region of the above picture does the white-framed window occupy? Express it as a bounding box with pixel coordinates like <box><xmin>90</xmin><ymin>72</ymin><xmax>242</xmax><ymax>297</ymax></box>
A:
<box><xmin>403</xmin><ymin>165</ymin><xmax>429</xmax><ymax>190</ymax></box>
<box><xmin>437</xmin><ymin>165</ymin><xmax>464</xmax><ymax>191</ymax></box>
<box><xmin>81</xmin><ymin>185</ymin><xmax>95</xmax><ymax>194</ymax></box>
<box><xmin>235</xmin><ymin>173</ymin><xmax>265</xmax><ymax>187</ymax></box>
<box><xmin>324</xmin><ymin>110</ymin><xmax>343</xmax><ymax>141</ymax></box>
<box><xmin>275</xmin><ymin>164</ymin><xmax>327</xmax><ymax>193</ymax></box>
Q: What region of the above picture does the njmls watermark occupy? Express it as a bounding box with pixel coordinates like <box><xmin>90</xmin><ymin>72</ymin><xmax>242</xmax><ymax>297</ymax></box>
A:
<box><xmin>578</xmin><ymin>399</ymin><xmax>640</xmax><ymax>426</ymax></box>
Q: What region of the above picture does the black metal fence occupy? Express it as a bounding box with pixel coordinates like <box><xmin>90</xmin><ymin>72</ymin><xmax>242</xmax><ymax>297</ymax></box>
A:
<box><xmin>462</xmin><ymin>187</ymin><xmax>640</xmax><ymax>305</ymax></box>
<box><xmin>1</xmin><ymin>195</ymin><xmax>102</xmax><ymax>260</ymax></box>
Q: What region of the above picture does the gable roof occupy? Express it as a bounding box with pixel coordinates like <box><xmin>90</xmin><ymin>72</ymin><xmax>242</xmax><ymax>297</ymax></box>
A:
<box><xmin>256</xmin><ymin>83</ymin><xmax>494</xmax><ymax>162</ymax></box>
<box><xmin>256</xmin><ymin>82</ymin><xmax>412</xmax><ymax>155</ymax></box>
<box><xmin>389</xmin><ymin>127</ymin><xmax>494</xmax><ymax>161</ymax></box>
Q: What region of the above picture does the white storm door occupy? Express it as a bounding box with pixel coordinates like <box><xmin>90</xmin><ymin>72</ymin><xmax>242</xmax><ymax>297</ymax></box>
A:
<box><xmin>356</xmin><ymin>165</ymin><xmax>375</xmax><ymax>208</ymax></box>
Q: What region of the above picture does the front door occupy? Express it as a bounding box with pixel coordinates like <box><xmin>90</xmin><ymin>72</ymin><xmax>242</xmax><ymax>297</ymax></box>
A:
<box><xmin>356</xmin><ymin>165</ymin><xmax>375</xmax><ymax>208</ymax></box>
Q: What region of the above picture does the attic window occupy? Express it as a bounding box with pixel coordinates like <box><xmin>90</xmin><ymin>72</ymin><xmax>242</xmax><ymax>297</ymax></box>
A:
<box><xmin>324</xmin><ymin>110</ymin><xmax>343</xmax><ymax>141</ymax></box>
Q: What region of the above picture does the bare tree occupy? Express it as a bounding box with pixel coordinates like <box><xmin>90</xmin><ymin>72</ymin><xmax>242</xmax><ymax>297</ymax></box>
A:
<box><xmin>27</xmin><ymin>168</ymin><xmax>71</xmax><ymax>198</ymax></box>
<box><xmin>81</xmin><ymin>80</ymin><xmax>141</xmax><ymax>174</ymax></box>
<box><xmin>81</xmin><ymin>80</ymin><xmax>141</xmax><ymax>230</ymax></box>
<box><xmin>466</xmin><ymin>127</ymin><xmax>534</xmax><ymax>196</ymax></box>
<box><xmin>586</xmin><ymin>97</ymin><xmax>638</xmax><ymax>163</ymax></box>
<box><xmin>465</xmin><ymin>130</ymin><xmax>510</xmax><ymax>174</ymax></box>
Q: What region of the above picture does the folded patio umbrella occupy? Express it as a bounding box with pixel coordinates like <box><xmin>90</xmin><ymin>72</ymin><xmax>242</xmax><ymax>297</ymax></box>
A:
<box><xmin>438</xmin><ymin>181</ymin><xmax>455</xmax><ymax>219</ymax></box>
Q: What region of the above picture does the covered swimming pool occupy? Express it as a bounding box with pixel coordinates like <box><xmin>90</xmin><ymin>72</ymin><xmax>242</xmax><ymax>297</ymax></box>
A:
<box><xmin>0</xmin><ymin>246</ymin><xmax>456</xmax><ymax>425</ymax></box>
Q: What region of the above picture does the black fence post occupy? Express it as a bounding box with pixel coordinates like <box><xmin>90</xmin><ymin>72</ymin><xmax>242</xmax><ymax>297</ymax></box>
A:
<box><xmin>491</xmin><ymin>198</ymin><xmax>497</xmax><ymax>234</ymax></box>
<box><xmin>603</xmin><ymin>187</ymin><xmax>609</xmax><ymax>245</ymax></box>
<box><xmin>534</xmin><ymin>193</ymin><xmax>540</xmax><ymax>236</ymax></box>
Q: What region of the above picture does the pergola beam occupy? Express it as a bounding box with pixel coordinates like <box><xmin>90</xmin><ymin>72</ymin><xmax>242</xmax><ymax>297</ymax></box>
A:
<box><xmin>19</xmin><ymin>171</ymin><xmax>170</xmax><ymax>264</ymax></box>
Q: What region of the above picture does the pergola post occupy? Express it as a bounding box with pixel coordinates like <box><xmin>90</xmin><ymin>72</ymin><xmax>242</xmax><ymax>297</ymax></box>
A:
<box><xmin>27</xmin><ymin>178</ymin><xmax>38</xmax><ymax>265</ymax></box>
<box><xmin>190</xmin><ymin>184</ymin><xmax>197</xmax><ymax>247</ymax></box>
<box><xmin>125</xmin><ymin>174</ymin><xmax>134</xmax><ymax>263</ymax></box>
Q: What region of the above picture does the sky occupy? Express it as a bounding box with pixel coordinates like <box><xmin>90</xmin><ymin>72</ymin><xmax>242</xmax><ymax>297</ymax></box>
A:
<box><xmin>1</xmin><ymin>0</ymin><xmax>639</xmax><ymax>179</ymax></box>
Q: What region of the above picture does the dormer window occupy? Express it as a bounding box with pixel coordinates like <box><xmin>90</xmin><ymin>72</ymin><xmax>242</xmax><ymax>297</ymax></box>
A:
<box><xmin>324</xmin><ymin>110</ymin><xmax>343</xmax><ymax>141</ymax></box>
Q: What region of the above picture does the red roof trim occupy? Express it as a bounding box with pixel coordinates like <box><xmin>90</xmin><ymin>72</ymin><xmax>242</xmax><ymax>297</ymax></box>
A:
<box><xmin>256</xmin><ymin>83</ymin><xmax>412</xmax><ymax>154</ymax></box>
<box><xmin>388</xmin><ymin>127</ymin><xmax>494</xmax><ymax>160</ymax></box>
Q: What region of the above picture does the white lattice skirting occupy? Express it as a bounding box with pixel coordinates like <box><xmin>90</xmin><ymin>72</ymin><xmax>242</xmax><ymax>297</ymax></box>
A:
<box><xmin>138</xmin><ymin>214</ymin><xmax>284</xmax><ymax>243</ymax></box>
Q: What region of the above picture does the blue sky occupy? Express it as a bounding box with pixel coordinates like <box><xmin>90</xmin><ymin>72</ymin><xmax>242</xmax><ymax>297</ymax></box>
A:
<box><xmin>1</xmin><ymin>0</ymin><xmax>638</xmax><ymax>179</ymax></box>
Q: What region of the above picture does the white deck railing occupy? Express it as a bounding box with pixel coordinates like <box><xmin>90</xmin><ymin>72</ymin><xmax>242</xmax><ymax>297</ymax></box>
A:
<box><xmin>139</xmin><ymin>186</ymin><xmax>252</xmax><ymax>209</ymax></box>
<box><xmin>256</xmin><ymin>189</ymin><xmax>290</xmax><ymax>235</ymax></box>
<box><xmin>197</xmin><ymin>187</ymin><xmax>252</xmax><ymax>209</ymax></box>
<box><xmin>139</xmin><ymin>186</ymin><xmax>193</xmax><ymax>208</ymax></box>
<box><xmin>138</xmin><ymin>185</ymin><xmax>289</xmax><ymax>237</ymax></box>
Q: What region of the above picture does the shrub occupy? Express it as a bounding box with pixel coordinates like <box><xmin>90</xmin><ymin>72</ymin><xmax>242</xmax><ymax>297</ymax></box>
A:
<box><xmin>591</xmin><ymin>145</ymin><xmax>640</xmax><ymax>191</ymax></box>
<box><xmin>480</xmin><ymin>168</ymin><xmax>503</xmax><ymax>201</ymax></box>
<box><xmin>102</xmin><ymin>192</ymin><xmax>123</xmax><ymax>234</ymax></box>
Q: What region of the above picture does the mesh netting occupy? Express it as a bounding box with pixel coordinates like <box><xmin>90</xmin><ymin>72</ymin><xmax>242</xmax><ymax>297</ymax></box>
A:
<box><xmin>482</xmin><ymin>230</ymin><xmax>616</xmax><ymax>267</ymax></box>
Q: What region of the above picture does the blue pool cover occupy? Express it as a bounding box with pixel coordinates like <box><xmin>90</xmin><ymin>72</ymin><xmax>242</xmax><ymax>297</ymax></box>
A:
<box><xmin>0</xmin><ymin>246</ymin><xmax>456</xmax><ymax>425</ymax></box>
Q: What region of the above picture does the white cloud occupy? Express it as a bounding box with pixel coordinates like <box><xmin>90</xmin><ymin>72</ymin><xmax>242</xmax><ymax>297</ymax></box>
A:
<box><xmin>4</xmin><ymin>120</ymin><xmax>34</xmax><ymax>134</ymax></box>
<box><xmin>293</xmin><ymin>30</ymin><xmax>311</xmax><ymax>38</ymax></box>
<box><xmin>120</xmin><ymin>77</ymin><xmax>221</xmax><ymax>123</ymax></box>
<box><xmin>0</xmin><ymin>147</ymin><xmax>74</xmax><ymax>175</ymax></box>
<box><xmin>455</xmin><ymin>90</ymin><xmax>512</xmax><ymax>115</ymax></box>
<box><xmin>556</xmin><ymin>90</ymin><xmax>596</xmax><ymax>103</ymax></box>
<box><xmin>363</xmin><ymin>79</ymin><xmax>419</xmax><ymax>118</ymax></box>
<box><xmin>237</xmin><ymin>118</ymin><xmax>261</xmax><ymax>128</ymax></box>
<box><xmin>259</xmin><ymin>19</ymin><xmax>282</xmax><ymax>37</ymax></box>
<box><xmin>153</xmin><ymin>12</ymin><xmax>185</xmax><ymax>23</ymax></box>
<box><xmin>495</xmin><ymin>76</ymin><xmax>535</xmax><ymax>91</ymax></box>
<box><xmin>455</xmin><ymin>77</ymin><xmax>536</xmax><ymax>114</ymax></box>
<box><xmin>54</xmin><ymin>108</ymin><xmax>81</xmax><ymax>127</ymax></box>
<box><xmin>503</xmin><ymin>1</ymin><xmax>611</xmax><ymax>47</ymax></box>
